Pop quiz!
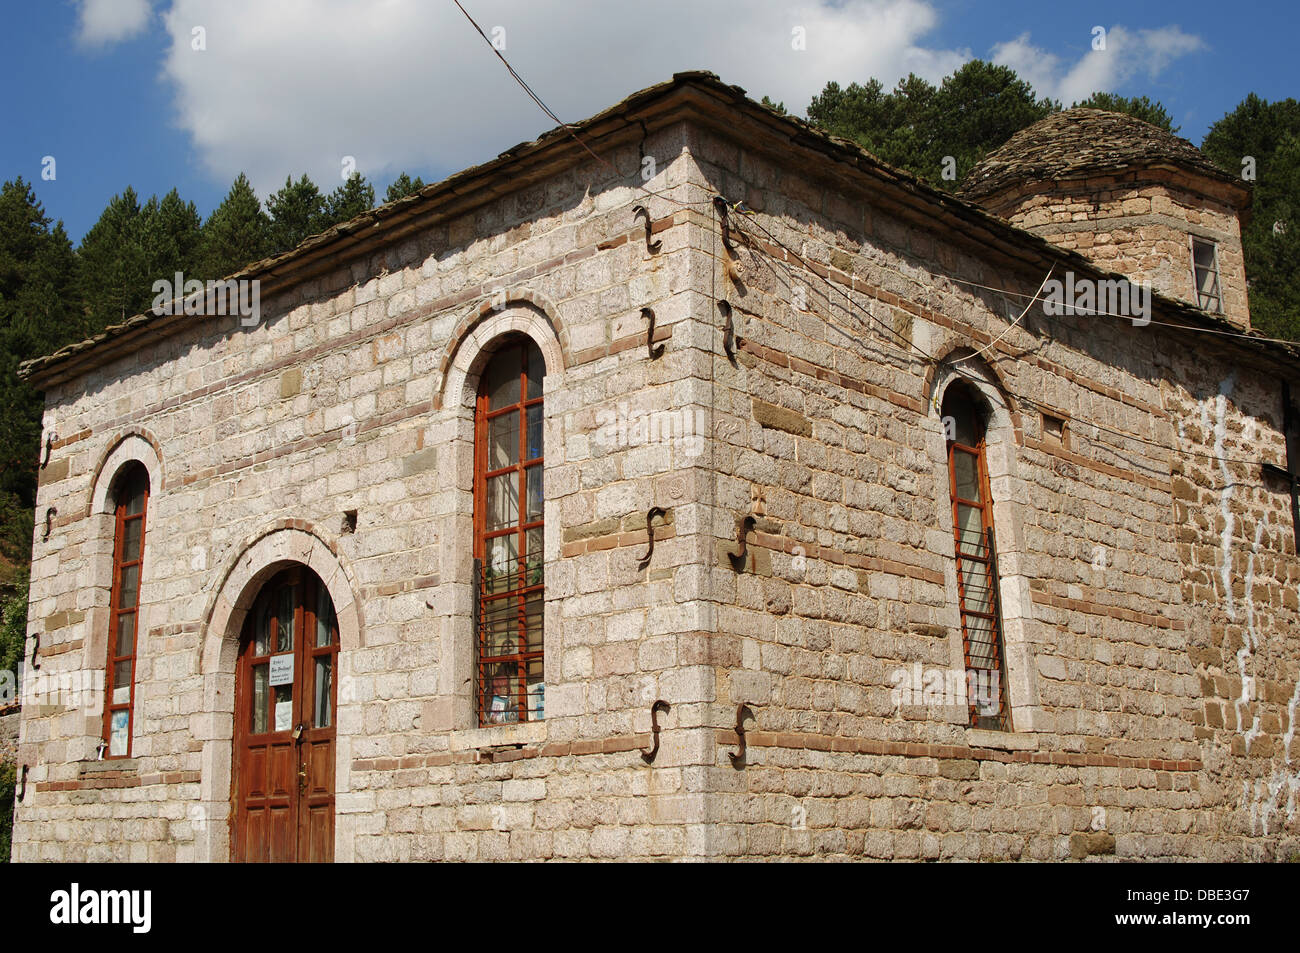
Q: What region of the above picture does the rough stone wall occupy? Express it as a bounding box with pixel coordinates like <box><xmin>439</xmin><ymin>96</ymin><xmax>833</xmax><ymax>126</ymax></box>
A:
<box><xmin>1162</xmin><ymin>353</ymin><xmax>1300</xmax><ymax>850</ymax></box>
<box><xmin>977</xmin><ymin>172</ymin><xmax>1250</xmax><ymax>331</ymax></box>
<box><xmin>688</xmin><ymin>120</ymin><xmax>1298</xmax><ymax>860</ymax></box>
<box><xmin>12</xmin><ymin>122</ymin><xmax>726</xmax><ymax>862</ymax></box>
<box><xmin>10</xmin><ymin>104</ymin><xmax>1299</xmax><ymax>863</ymax></box>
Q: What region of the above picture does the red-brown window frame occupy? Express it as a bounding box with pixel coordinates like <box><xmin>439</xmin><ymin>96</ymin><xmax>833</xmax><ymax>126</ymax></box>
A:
<box><xmin>103</xmin><ymin>464</ymin><xmax>149</xmax><ymax>758</ymax></box>
<box><xmin>944</xmin><ymin>392</ymin><xmax>1012</xmax><ymax>731</ymax></box>
<box><xmin>473</xmin><ymin>339</ymin><xmax>545</xmax><ymax>725</ymax></box>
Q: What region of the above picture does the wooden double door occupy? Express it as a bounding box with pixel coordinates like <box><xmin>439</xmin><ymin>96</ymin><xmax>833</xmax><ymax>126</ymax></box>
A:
<box><xmin>233</xmin><ymin>567</ymin><xmax>339</xmax><ymax>862</ymax></box>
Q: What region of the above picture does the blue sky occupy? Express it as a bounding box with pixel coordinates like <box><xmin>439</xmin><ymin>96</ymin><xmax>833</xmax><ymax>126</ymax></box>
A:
<box><xmin>3</xmin><ymin>0</ymin><xmax>1295</xmax><ymax>245</ymax></box>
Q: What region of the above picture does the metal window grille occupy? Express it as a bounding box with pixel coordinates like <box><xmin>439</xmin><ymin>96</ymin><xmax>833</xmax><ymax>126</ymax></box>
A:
<box><xmin>476</xmin><ymin>551</ymin><xmax>544</xmax><ymax>724</ymax></box>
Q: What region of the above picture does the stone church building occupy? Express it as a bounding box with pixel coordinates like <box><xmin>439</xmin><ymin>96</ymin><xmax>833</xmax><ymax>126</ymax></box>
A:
<box><xmin>11</xmin><ymin>73</ymin><xmax>1300</xmax><ymax>861</ymax></box>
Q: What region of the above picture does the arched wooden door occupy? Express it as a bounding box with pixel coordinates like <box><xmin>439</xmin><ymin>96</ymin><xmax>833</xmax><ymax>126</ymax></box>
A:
<box><xmin>232</xmin><ymin>566</ymin><xmax>339</xmax><ymax>862</ymax></box>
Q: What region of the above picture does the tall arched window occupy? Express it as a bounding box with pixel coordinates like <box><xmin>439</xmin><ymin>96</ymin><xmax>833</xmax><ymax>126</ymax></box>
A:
<box><xmin>104</xmin><ymin>463</ymin><xmax>149</xmax><ymax>757</ymax></box>
<box><xmin>474</xmin><ymin>338</ymin><xmax>545</xmax><ymax>724</ymax></box>
<box><xmin>943</xmin><ymin>384</ymin><xmax>1011</xmax><ymax>730</ymax></box>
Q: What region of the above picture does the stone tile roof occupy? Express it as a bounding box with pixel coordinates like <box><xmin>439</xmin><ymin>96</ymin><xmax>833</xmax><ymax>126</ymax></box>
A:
<box><xmin>960</xmin><ymin>108</ymin><xmax>1244</xmax><ymax>202</ymax></box>
<box><xmin>18</xmin><ymin>77</ymin><xmax>1292</xmax><ymax>385</ymax></box>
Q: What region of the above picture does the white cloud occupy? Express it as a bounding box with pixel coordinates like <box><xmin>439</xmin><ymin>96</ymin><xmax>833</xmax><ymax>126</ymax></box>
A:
<box><xmin>129</xmin><ymin>3</ymin><xmax>1204</xmax><ymax>196</ymax></box>
<box><xmin>76</xmin><ymin>0</ymin><xmax>153</xmax><ymax>48</ymax></box>
<box><xmin>991</xmin><ymin>25</ymin><xmax>1206</xmax><ymax>106</ymax></box>
<box><xmin>154</xmin><ymin>0</ymin><xmax>971</xmax><ymax>196</ymax></box>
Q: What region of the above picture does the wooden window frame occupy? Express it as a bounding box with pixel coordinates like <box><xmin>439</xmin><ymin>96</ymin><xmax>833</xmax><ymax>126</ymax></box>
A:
<box><xmin>1190</xmin><ymin>235</ymin><xmax>1222</xmax><ymax>313</ymax></box>
<box><xmin>473</xmin><ymin>339</ymin><xmax>545</xmax><ymax>725</ymax></box>
<box><xmin>102</xmin><ymin>464</ymin><xmax>149</xmax><ymax>759</ymax></box>
<box><xmin>944</xmin><ymin>392</ymin><xmax>1012</xmax><ymax>731</ymax></box>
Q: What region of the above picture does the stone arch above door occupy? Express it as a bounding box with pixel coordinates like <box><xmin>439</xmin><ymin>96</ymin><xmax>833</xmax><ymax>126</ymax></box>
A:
<box><xmin>193</xmin><ymin>520</ymin><xmax>362</xmax><ymax>862</ymax></box>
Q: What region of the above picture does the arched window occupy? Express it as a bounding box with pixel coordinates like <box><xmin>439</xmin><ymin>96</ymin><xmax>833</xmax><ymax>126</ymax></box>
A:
<box><xmin>943</xmin><ymin>384</ymin><xmax>1011</xmax><ymax>730</ymax></box>
<box><xmin>474</xmin><ymin>338</ymin><xmax>545</xmax><ymax>724</ymax></box>
<box><xmin>103</xmin><ymin>463</ymin><xmax>149</xmax><ymax>757</ymax></box>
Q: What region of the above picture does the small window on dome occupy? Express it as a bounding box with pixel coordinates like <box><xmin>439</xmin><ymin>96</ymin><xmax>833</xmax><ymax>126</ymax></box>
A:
<box><xmin>1191</xmin><ymin>237</ymin><xmax>1221</xmax><ymax>313</ymax></box>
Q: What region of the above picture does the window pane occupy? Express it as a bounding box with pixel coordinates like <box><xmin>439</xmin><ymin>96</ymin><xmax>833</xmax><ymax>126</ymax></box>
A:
<box><xmin>118</xmin><ymin>563</ymin><xmax>139</xmax><ymax>610</ymax></box>
<box><xmin>525</xmin><ymin>404</ymin><xmax>543</xmax><ymax>460</ymax></box>
<box><xmin>121</xmin><ymin>518</ymin><xmax>142</xmax><ymax>563</ymax></box>
<box><xmin>112</xmin><ymin>660</ymin><xmax>132</xmax><ymax>705</ymax></box>
<box><xmin>525</xmin><ymin>526</ymin><xmax>544</xmax><ymax>571</ymax></box>
<box><xmin>960</xmin><ymin>559</ymin><xmax>994</xmax><ymax>616</ymax></box>
<box><xmin>525</xmin><ymin>465</ymin><xmax>543</xmax><ymax>522</ymax></box>
<box><xmin>115</xmin><ymin>612</ymin><xmax>135</xmax><ymax>657</ymax></box>
<box><xmin>489</xmin><ymin>412</ymin><xmax>520</xmax><ymax>469</ymax></box>
<box><xmin>526</xmin><ymin>657</ymin><xmax>544</xmax><ymax>720</ymax></box>
<box><xmin>482</xmin><ymin>598</ymin><xmax>517</xmax><ymax>658</ymax></box>
<box><xmin>254</xmin><ymin>599</ymin><xmax>271</xmax><ymax>655</ymax></box>
<box><xmin>109</xmin><ymin>710</ymin><xmax>129</xmax><ymax>756</ymax></box>
<box><xmin>953</xmin><ymin>450</ymin><xmax>980</xmax><ymax>502</ymax></box>
<box><xmin>524</xmin><ymin>592</ymin><xmax>544</xmax><ymax>655</ymax></box>
<box><xmin>315</xmin><ymin>586</ymin><xmax>335</xmax><ymax>647</ymax></box>
<box><xmin>484</xmin><ymin>350</ymin><xmax>521</xmax><ymax>409</ymax></box>
<box><xmin>484</xmin><ymin>533</ymin><xmax>518</xmax><ymax>586</ymax></box>
<box><xmin>274</xmin><ymin>684</ymin><xmax>293</xmax><ymax>733</ymax></box>
<box><xmin>487</xmin><ymin>472</ymin><xmax>519</xmax><ymax>531</ymax></box>
<box><xmin>485</xmin><ymin>665</ymin><xmax>520</xmax><ymax>724</ymax></box>
<box><xmin>251</xmin><ymin>663</ymin><xmax>268</xmax><ymax>733</ymax></box>
<box><xmin>124</xmin><ymin>484</ymin><xmax>145</xmax><ymax>516</ymax></box>
<box><xmin>314</xmin><ymin>657</ymin><xmax>332</xmax><ymax>728</ymax></box>
<box><xmin>526</xmin><ymin>344</ymin><xmax>545</xmax><ymax>400</ymax></box>
<box><xmin>956</xmin><ymin>503</ymin><xmax>984</xmax><ymax>554</ymax></box>
<box><xmin>964</xmin><ymin>613</ymin><xmax>998</xmax><ymax>669</ymax></box>
<box><xmin>275</xmin><ymin>585</ymin><xmax>296</xmax><ymax>652</ymax></box>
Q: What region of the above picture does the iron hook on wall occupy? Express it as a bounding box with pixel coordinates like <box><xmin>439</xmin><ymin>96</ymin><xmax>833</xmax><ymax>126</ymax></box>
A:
<box><xmin>40</xmin><ymin>431</ymin><xmax>55</xmax><ymax>469</ymax></box>
<box><xmin>718</xmin><ymin>300</ymin><xmax>738</xmax><ymax>364</ymax></box>
<box><xmin>30</xmin><ymin>631</ymin><xmax>40</xmax><ymax>671</ymax></box>
<box><xmin>641</xmin><ymin>699</ymin><xmax>671</xmax><ymax>764</ymax></box>
<box><xmin>729</xmin><ymin>704</ymin><xmax>754</xmax><ymax>768</ymax></box>
<box><xmin>18</xmin><ymin>763</ymin><xmax>29</xmax><ymax>800</ymax></box>
<box><xmin>643</xmin><ymin>307</ymin><xmax>665</xmax><ymax>361</ymax></box>
<box><xmin>638</xmin><ymin>506</ymin><xmax>666</xmax><ymax>569</ymax></box>
<box><xmin>43</xmin><ymin>506</ymin><xmax>56</xmax><ymax>540</ymax></box>
<box><xmin>633</xmin><ymin>205</ymin><xmax>661</xmax><ymax>254</ymax></box>
<box><xmin>728</xmin><ymin>514</ymin><xmax>756</xmax><ymax>572</ymax></box>
<box><xmin>713</xmin><ymin>196</ymin><xmax>736</xmax><ymax>257</ymax></box>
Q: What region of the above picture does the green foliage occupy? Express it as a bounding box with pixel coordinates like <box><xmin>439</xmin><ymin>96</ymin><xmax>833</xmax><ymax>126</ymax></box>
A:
<box><xmin>266</xmin><ymin>173</ymin><xmax>326</xmax><ymax>254</ymax></box>
<box><xmin>1072</xmin><ymin>92</ymin><xmax>1177</xmax><ymax>133</ymax></box>
<box><xmin>76</xmin><ymin>185</ymin><xmax>205</xmax><ymax>332</ymax></box>
<box><xmin>759</xmin><ymin>95</ymin><xmax>787</xmax><ymax>116</ymax></box>
<box><xmin>807</xmin><ymin>61</ymin><xmax>1057</xmax><ymax>189</ymax></box>
<box><xmin>0</xmin><ymin>179</ymin><xmax>77</xmax><ymax>570</ymax></box>
<box><xmin>0</xmin><ymin>567</ymin><xmax>26</xmax><ymax>679</ymax></box>
<box><xmin>200</xmin><ymin>173</ymin><xmax>271</xmax><ymax>277</ymax></box>
<box><xmin>384</xmin><ymin>173</ymin><xmax>425</xmax><ymax>203</ymax></box>
<box><xmin>321</xmin><ymin>172</ymin><xmax>375</xmax><ymax>227</ymax></box>
<box><xmin>1202</xmin><ymin>94</ymin><xmax>1300</xmax><ymax>340</ymax></box>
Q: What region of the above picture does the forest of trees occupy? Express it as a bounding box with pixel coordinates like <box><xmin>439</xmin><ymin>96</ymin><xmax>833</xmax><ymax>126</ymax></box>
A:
<box><xmin>0</xmin><ymin>60</ymin><xmax>1297</xmax><ymax>685</ymax></box>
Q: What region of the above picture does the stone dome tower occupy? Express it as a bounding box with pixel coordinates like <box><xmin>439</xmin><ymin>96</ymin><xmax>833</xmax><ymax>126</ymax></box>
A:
<box><xmin>960</xmin><ymin>108</ymin><xmax>1253</xmax><ymax>329</ymax></box>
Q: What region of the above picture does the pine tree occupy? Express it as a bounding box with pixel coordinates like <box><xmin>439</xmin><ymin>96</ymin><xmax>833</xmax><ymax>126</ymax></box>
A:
<box><xmin>266</xmin><ymin>174</ymin><xmax>326</xmax><ymax>254</ymax></box>
<box><xmin>384</xmin><ymin>172</ymin><xmax>426</xmax><ymax>203</ymax></box>
<box><xmin>807</xmin><ymin>61</ymin><xmax>1059</xmax><ymax>189</ymax></box>
<box><xmin>0</xmin><ymin>178</ymin><xmax>76</xmax><ymax>573</ymax></box>
<box><xmin>321</xmin><ymin>172</ymin><xmax>375</xmax><ymax>227</ymax></box>
<box><xmin>199</xmin><ymin>173</ymin><xmax>271</xmax><ymax>277</ymax></box>
<box><xmin>75</xmin><ymin>186</ymin><xmax>152</xmax><ymax>331</ymax></box>
<box><xmin>1203</xmin><ymin>95</ymin><xmax>1300</xmax><ymax>340</ymax></box>
<box><xmin>1073</xmin><ymin>92</ymin><xmax>1177</xmax><ymax>133</ymax></box>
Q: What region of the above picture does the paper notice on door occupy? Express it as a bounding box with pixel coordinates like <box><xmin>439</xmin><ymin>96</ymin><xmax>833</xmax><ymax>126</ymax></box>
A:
<box><xmin>275</xmin><ymin>700</ymin><xmax>293</xmax><ymax>732</ymax></box>
<box><xmin>269</xmin><ymin>653</ymin><xmax>294</xmax><ymax>686</ymax></box>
